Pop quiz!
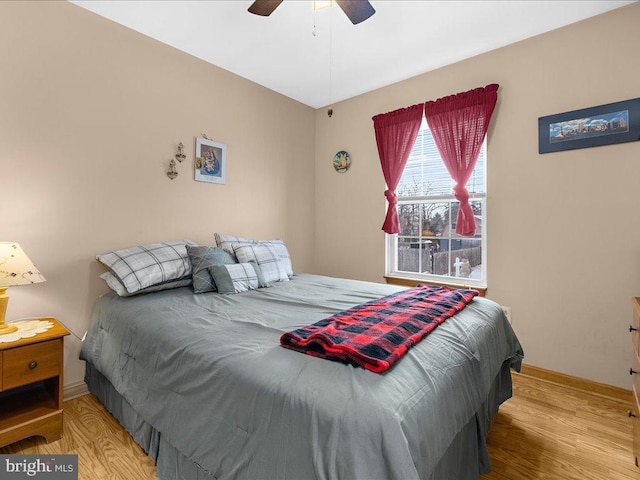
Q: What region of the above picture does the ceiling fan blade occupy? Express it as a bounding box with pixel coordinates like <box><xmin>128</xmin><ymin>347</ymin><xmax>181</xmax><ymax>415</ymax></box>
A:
<box><xmin>335</xmin><ymin>0</ymin><xmax>376</xmax><ymax>25</ymax></box>
<box><xmin>247</xmin><ymin>0</ymin><xmax>284</xmax><ymax>17</ymax></box>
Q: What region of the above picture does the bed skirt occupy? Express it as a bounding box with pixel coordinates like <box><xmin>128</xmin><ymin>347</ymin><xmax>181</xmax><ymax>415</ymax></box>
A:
<box><xmin>84</xmin><ymin>360</ymin><xmax>513</xmax><ymax>480</ymax></box>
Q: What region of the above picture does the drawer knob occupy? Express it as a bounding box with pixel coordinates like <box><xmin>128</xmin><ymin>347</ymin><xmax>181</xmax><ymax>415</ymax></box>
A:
<box><xmin>630</xmin><ymin>325</ymin><xmax>638</xmax><ymax>333</ymax></box>
<box><xmin>28</xmin><ymin>361</ymin><xmax>38</xmax><ymax>370</ymax></box>
<box><xmin>630</xmin><ymin>411</ymin><xmax>637</xmax><ymax>418</ymax></box>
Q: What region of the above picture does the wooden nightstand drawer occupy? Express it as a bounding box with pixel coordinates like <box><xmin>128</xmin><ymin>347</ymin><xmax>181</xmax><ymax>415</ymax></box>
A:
<box><xmin>2</xmin><ymin>340</ymin><xmax>61</xmax><ymax>390</ymax></box>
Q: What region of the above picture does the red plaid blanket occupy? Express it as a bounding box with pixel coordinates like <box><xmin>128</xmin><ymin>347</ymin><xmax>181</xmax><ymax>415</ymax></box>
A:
<box><xmin>280</xmin><ymin>285</ymin><xmax>478</xmax><ymax>373</ymax></box>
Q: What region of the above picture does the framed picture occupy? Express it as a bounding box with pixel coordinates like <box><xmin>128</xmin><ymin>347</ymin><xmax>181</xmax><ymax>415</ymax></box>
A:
<box><xmin>195</xmin><ymin>137</ymin><xmax>226</xmax><ymax>184</ymax></box>
<box><xmin>333</xmin><ymin>150</ymin><xmax>351</xmax><ymax>173</ymax></box>
<box><xmin>538</xmin><ymin>98</ymin><xmax>640</xmax><ymax>154</ymax></box>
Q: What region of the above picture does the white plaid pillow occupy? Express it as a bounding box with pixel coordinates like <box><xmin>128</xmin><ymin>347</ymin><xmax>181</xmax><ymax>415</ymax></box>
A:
<box><xmin>214</xmin><ymin>233</ymin><xmax>293</xmax><ymax>277</ymax></box>
<box><xmin>266</xmin><ymin>241</ymin><xmax>293</xmax><ymax>277</ymax></box>
<box><xmin>232</xmin><ymin>244</ymin><xmax>289</xmax><ymax>285</ymax></box>
<box><xmin>100</xmin><ymin>272</ymin><xmax>192</xmax><ymax>297</ymax></box>
<box><xmin>97</xmin><ymin>240</ymin><xmax>196</xmax><ymax>294</ymax></box>
<box><xmin>208</xmin><ymin>263</ymin><xmax>262</xmax><ymax>294</ymax></box>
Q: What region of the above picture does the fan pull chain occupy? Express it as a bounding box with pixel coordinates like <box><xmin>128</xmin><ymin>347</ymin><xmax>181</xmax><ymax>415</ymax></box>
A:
<box><xmin>327</xmin><ymin>5</ymin><xmax>333</xmax><ymax>118</ymax></box>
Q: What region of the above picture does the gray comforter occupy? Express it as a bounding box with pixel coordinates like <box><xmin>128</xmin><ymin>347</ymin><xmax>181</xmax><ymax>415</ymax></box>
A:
<box><xmin>80</xmin><ymin>273</ymin><xmax>523</xmax><ymax>480</ymax></box>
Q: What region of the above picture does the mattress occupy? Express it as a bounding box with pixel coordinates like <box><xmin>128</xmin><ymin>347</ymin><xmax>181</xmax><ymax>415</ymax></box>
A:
<box><xmin>80</xmin><ymin>273</ymin><xmax>523</xmax><ymax>479</ymax></box>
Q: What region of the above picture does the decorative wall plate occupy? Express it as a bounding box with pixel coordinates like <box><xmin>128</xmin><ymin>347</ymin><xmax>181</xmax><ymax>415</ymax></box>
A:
<box><xmin>333</xmin><ymin>150</ymin><xmax>351</xmax><ymax>173</ymax></box>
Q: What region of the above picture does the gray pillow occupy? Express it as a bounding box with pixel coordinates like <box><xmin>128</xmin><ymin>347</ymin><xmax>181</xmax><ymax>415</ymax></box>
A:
<box><xmin>208</xmin><ymin>263</ymin><xmax>265</xmax><ymax>294</ymax></box>
<box><xmin>186</xmin><ymin>245</ymin><xmax>237</xmax><ymax>293</ymax></box>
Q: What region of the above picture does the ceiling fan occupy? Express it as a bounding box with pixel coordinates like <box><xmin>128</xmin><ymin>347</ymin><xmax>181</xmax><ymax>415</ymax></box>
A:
<box><xmin>248</xmin><ymin>0</ymin><xmax>376</xmax><ymax>25</ymax></box>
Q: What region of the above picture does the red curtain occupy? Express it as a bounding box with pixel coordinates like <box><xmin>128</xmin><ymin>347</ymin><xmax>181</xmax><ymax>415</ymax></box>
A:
<box><xmin>424</xmin><ymin>84</ymin><xmax>499</xmax><ymax>236</ymax></box>
<box><xmin>372</xmin><ymin>104</ymin><xmax>423</xmax><ymax>234</ymax></box>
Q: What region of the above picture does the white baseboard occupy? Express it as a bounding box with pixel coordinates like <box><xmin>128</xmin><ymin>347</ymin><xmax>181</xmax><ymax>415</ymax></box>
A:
<box><xmin>64</xmin><ymin>381</ymin><xmax>89</xmax><ymax>401</ymax></box>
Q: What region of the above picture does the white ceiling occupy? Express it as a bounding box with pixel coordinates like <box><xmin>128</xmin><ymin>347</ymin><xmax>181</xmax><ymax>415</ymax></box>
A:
<box><xmin>70</xmin><ymin>0</ymin><xmax>635</xmax><ymax>109</ymax></box>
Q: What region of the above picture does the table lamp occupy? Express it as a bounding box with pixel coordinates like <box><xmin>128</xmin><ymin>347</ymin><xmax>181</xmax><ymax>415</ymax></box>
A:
<box><xmin>0</xmin><ymin>242</ymin><xmax>46</xmax><ymax>335</ymax></box>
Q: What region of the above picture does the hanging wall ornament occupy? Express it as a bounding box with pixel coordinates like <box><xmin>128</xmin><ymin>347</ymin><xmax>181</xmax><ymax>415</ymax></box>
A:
<box><xmin>175</xmin><ymin>142</ymin><xmax>186</xmax><ymax>162</ymax></box>
<box><xmin>167</xmin><ymin>159</ymin><xmax>178</xmax><ymax>180</ymax></box>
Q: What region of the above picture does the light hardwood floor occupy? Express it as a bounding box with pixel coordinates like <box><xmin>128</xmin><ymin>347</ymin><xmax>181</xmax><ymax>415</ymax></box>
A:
<box><xmin>482</xmin><ymin>373</ymin><xmax>638</xmax><ymax>480</ymax></box>
<box><xmin>0</xmin><ymin>372</ymin><xmax>637</xmax><ymax>479</ymax></box>
<box><xmin>0</xmin><ymin>394</ymin><xmax>157</xmax><ymax>480</ymax></box>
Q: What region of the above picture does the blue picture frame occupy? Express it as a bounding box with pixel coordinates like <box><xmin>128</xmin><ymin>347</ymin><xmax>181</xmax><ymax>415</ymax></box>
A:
<box><xmin>538</xmin><ymin>98</ymin><xmax>640</xmax><ymax>154</ymax></box>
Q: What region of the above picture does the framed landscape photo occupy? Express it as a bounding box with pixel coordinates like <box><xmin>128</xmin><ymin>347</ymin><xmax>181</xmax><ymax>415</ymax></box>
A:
<box><xmin>538</xmin><ymin>98</ymin><xmax>640</xmax><ymax>154</ymax></box>
<box><xmin>195</xmin><ymin>137</ymin><xmax>226</xmax><ymax>184</ymax></box>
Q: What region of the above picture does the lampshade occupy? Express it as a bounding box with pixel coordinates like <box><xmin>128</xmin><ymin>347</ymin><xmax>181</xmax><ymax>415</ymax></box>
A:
<box><xmin>0</xmin><ymin>242</ymin><xmax>45</xmax><ymax>335</ymax></box>
<box><xmin>0</xmin><ymin>242</ymin><xmax>46</xmax><ymax>287</ymax></box>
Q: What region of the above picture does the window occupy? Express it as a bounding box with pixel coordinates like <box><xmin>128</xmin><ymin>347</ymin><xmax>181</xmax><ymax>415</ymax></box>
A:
<box><xmin>385</xmin><ymin>119</ymin><xmax>486</xmax><ymax>287</ymax></box>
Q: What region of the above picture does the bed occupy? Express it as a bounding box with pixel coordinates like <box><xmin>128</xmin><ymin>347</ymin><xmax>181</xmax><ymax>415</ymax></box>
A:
<box><xmin>80</xmin><ymin>272</ymin><xmax>523</xmax><ymax>480</ymax></box>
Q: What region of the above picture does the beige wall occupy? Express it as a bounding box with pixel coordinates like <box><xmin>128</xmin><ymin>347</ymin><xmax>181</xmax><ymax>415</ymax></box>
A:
<box><xmin>1</xmin><ymin>2</ymin><xmax>316</xmax><ymax>387</ymax></box>
<box><xmin>315</xmin><ymin>3</ymin><xmax>640</xmax><ymax>389</ymax></box>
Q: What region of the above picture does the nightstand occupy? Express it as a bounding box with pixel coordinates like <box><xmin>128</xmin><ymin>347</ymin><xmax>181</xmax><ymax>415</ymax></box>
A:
<box><xmin>632</xmin><ymin>298</ymin><xmax>640</xmax><ymax>467</ymax></box>
<box><xmin>0</xmin><ymin>318</ymin><xmax>69</xmax><ymax>447</ymax></box>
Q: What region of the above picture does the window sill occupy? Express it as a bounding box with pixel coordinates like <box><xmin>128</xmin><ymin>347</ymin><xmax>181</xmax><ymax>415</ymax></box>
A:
<box><xmin>384</xmin><ymin>275</ymin><xmax>487</xmax><ymax>297</ymax></box>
